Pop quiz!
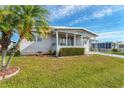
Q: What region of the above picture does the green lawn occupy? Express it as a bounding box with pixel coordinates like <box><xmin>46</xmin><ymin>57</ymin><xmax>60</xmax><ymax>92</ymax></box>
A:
<box><xmin>0</xmin><ymin>55</ymin><xmax>124</xmax><ymax>88</ymax></box>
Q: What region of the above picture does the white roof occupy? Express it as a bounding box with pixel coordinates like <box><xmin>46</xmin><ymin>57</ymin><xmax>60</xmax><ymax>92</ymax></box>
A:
<box><xmin>50</xmin><ymin>26</ymin><xmax>97</xmax><ymax>36</ymax></box>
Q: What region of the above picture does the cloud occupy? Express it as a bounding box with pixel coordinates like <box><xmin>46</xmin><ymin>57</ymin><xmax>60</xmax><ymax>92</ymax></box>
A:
<box><xmin>48</xmin><ymin>5</ymin><xmax>90</xmax><ymax>20</ymax></box>
<box><xmin>97</xmin><ymin>30</ymin><xmax>124</xmax><ymax>41</ymax></box>
<box><xmin>118</xmin><ymin>18</ymin><xmax>124</xmax><ymax>24</ymax></box>
<box><xmin>93</xmin><ymin>6</ymin><xmax>124</xmax><ymax>18</ymax></box>
<box><xmin>68</xmin><ymin>16</ymin><xmax>91</xmax><ymax>26</ymax></box>
<box><xmin>93</xmin><ymin>8</ymin><xmax>112</xmax><ymax>18</ymax></box>
<box><xmin>68</xmin><ymin>6</ymin><xmax>124</xmax><ymax>26</ymax></box>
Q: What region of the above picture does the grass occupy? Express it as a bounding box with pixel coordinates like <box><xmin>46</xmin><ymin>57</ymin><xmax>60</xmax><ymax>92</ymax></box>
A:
<box><xmin>0</xmin><ymin>55</ymin><xmax>124</xmax><ymax>88</ymax></box>
<box><xmin>106</xmin><ymin>52</ymin><xmax>124</xmax><ymax>55</ymax></box>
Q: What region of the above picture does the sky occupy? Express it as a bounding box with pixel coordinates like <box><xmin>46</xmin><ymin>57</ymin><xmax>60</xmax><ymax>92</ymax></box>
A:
<box><xmin>1</xmin><ymin>5</ymin><xmax>124</xmax><ymax>42</ymax></box>
<box><xmin>46</xmin><ymin>5</ymin><xmax>124</xmax><ymax>42</ymax></box>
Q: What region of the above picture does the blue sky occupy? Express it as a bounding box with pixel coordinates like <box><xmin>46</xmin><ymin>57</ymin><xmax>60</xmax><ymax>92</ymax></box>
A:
<box><xmin>46</xmin><ymin>5</ymin><xmax>124</xmax><ymax>42</ymax></box>
<box><xmin>6</xmin><ymin>5</ymin><xmax>124</xmax><ymax>42</ymax></box>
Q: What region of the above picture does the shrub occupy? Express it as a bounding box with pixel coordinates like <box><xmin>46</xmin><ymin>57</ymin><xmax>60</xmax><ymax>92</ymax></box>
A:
<box><xmin>7</xmin><ymin>50</ymin><xmax>20</xmax><ymax>56</ymax></box>
<box><xmin>112</xmin><ymin>49</ymin><xmax>118</xmax><ymax>52</ymax></box>
<box><xmin>15</xmin><ymin>50</ymin><xmax>21</xmax><ymax>56</ymax></box>
<box><xmin>59</xmin><ymin>48</ymin><xmax>85</xmax><ymax>56</ymax></box>
<box><xmin>48</xmin><ymin>50</ymin><xmax>53</xmax><ymax>55</ymax></box>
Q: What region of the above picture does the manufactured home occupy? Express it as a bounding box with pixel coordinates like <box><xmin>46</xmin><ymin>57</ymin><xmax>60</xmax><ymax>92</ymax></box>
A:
<box><xmin>91</xmin><ymin>42</ymin><xmax>114</xmax><ymax>52</ymax></box>
<box><xmin>116</xmin><ymin>42</ymin><xmax>124</xmax><ymax>52</ymax></box>
<box><xmin>91</xmin><ymin>41</ymin><xmax>124</xmax><ymax>52</ymax></box>
<box><xmin>20</xmin><ymin>26</ymin><xmax>97</xmax><ymax>56</ymax></box>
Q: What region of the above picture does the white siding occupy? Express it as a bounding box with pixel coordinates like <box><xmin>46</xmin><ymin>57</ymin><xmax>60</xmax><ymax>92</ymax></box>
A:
<box><xmin>20</xmin><ymin>35</ymin><xmax>53</xmax><ymax>55</ymax></box>
<box><xmin>20</xmin><ymin>27</ymin><xmax>97</xmax><ymax>55</ymax></box>
<box><xmin>83</xmin><ymin>39</ymin><xmax>90</xmax><ymax>54</ymax></box>
<box><xmin>20</xmin><ymin>39</ymin><xmax>34</xmax><ymax>51</ymax></box>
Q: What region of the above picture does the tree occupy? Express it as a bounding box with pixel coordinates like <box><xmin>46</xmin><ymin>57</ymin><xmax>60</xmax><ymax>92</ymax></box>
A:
<box><xmin>0</xmin><ymin>5</ymin><xmax>49</xmax><ymax>70</ymax></box>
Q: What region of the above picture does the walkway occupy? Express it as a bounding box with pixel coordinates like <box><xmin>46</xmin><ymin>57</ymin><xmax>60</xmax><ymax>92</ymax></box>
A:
<box><xmin>91</xmin><ymin>52</ymin><xmax>124</xmax><ymax>59</ymax></box>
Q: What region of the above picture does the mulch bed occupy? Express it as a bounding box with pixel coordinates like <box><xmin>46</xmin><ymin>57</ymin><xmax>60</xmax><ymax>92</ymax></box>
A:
<box><xmin>0</xmin><ymin>67</ymin><xmax>20</xmax><ymax>80</ymax></box>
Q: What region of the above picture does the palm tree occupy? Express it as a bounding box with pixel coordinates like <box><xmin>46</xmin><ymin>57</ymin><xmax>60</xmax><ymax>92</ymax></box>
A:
<box><xmin>0</xmin><ymin>5</ymin><xmax>49</xmax><ymax>70</ymax></box>
<box><xmin>0</xmin><ymin>6</ymin><xmax>18</xmax><ymax>70</ymax></box>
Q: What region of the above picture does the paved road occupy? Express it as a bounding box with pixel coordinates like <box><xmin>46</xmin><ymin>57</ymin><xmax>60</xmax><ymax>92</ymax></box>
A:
<box><xmin>93</xmin><ymin>52</ymin><xmax>124</xmax><ymax>59</ymax></box>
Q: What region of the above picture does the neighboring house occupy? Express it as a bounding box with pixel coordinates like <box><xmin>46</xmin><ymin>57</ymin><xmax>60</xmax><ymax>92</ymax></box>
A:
<box><xmin>20</xmin><ymin>26</ymin><xmax>97</xmax><ymax>56</ymax></box>
<box><xmin>116</xmin><ymin>42</ymin><xmax>124</xmax><ymax>52</ymax></box>
<box><xmin>91</xmin><ymin>42</ymin><xmax>114</xmax><ymax>52</ymax></box>
<box><xmin>91</xmin><ymin>41</ymin><xmax>124</xmax><ymax>52</ymax></box>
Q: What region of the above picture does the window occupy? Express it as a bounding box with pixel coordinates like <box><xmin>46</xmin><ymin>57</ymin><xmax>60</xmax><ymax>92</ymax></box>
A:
<box><xmin>58</xmin><ymin>32</ymin><xmax>66</xmax><ymax>46</ymax></box>
<box><xmin>119</xmin><ymin>45</ymin><xmax>124</xmax><ymax>48</ymax></box>
<box><xmin>103</xmin><ymin>43</ymin><xmax>105</xmax><ymax>48</ymax></box>
<box><xmin>92</xmin><ymin>44</ymin><xmax>95</xmax><ymax>48</ymax></box>
<box><xmin>68</xmin><ymin>33</ymin><xmax>74</xmax><ymax>46</ymax></box>
<box><xmin>105</xmin><ymin>43</ymin><xmax>108</xmax><ymax>49</ymax></box>
<box><xmin>100</xmin><ymin>43</ymin><xmax>102</xmax><ymax>48</ymax></box>
<box><xmin>98</xmin><ymin>43</ymin><xmax>100</xmax><ymax>48</ymax></box>
<box><xmin>59</xmin><ymin>38</ymin><xmax>66</xmax><ymax>45</ymax></box>
<box><xmin>32</xmin><ymin>32</ymin><xmax>42</xmax><ymax>42</ymax></box>
<box><xmin>108</xmin><ymin>43</ymin><xmax>111</xmax><ymax>49</ymax></box>
<box><xmin>37</xmin><ymin>37</ymin><xmax>42</xmax><ymax>42</ymax></box>
<box><xmin>35</xmin><ymin>36</ymin><xmax>42</xmax><ymax>42</ymax></box>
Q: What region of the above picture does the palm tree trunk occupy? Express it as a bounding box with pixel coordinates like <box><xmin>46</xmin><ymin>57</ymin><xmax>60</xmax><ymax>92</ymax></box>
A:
<box><xmin>4</xmin><ymin>39</ymin><xmax>22</xmax><ymax>69</ymax></box>
<box><xmin>1</xmin><ymin>50</ymin><xmax>7</xmax><ymax>70</ymax></box>
<box><xmin>4</xmin><ymin>52</ymin><xmax>15</xmax><ymax>69</ymax></box>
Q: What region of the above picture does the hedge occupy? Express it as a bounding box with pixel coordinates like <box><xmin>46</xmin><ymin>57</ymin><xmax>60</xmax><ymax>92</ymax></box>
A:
<box><xmin>112</xmin><ymin>49</ymin><xmax>118</xmax><ymax>52</ymax></box>
<box><xmin>59</xmin><ymin>48</ymin><xmax>85</xmax><ymax>56</ymax></box>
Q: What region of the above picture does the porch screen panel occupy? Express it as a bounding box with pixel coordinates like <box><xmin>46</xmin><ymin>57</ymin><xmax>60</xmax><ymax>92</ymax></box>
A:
<box><xmin>58</xmin><ymin>32</ymin><xmax>66</xmax><ymax>46</ymax></box>
<box><xmin>76</xmin><ymin>35</ymin><xmax>81</xmax><ymax>46</ymax></box>
<box><xmin>68</xmin><ymin>33</ymin><xmax>74</xmax><ymax>46</ymax></box>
